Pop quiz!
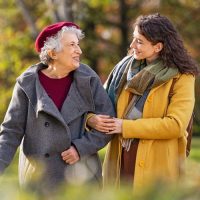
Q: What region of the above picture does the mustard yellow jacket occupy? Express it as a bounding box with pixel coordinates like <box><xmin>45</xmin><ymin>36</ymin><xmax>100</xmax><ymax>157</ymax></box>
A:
<box><xmin>103</xmin><ymin>74</ymin><xmax>195</xmax><ymax>189</ymax></box>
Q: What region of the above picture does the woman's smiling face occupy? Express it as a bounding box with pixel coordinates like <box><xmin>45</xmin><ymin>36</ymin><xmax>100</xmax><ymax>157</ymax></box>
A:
<box><xmin>54</xmin><ymin>32</ymin><xmax>82</xmax><ymax>71</ymax></box>
<box><xmin>130</xmin><ymin>26</ymin><xmax>162</xmax><ymax>63</ymax></box>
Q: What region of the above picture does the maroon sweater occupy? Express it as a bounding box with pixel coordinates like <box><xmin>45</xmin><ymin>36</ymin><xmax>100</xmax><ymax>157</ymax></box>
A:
<box><xmin>39</xmin><ymin>71</ymin><xmax>73</xmax><ymax>110</ymax></box>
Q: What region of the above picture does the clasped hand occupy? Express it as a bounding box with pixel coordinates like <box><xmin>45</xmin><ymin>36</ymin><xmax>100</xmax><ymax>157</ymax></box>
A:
<box><xmin>87</xmin><ymin>114</ymin><xmax>122</xmax><ymax>134</ymax></box>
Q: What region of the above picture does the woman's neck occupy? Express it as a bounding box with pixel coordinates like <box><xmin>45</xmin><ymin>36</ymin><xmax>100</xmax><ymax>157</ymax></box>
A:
<box><xmin>146</xmin><ymin>56</ymin><xmax>160</xmax><ymax>65</ymax></box>
<box><xmin>42</xmin><ymin>64</ymin><xmax>70</xmax><ymax>79</ymax></box>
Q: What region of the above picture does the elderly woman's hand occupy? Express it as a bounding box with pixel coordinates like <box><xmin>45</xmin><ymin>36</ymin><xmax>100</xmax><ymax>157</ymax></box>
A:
<box><xmin>87</xmin><ymin>114</ymin><xmax>116</xmax><ymax>133</ymax></box>
<box><xmin>61</xmin><ymin>146</ymin><xmax>80</xmax><ymax>165</ymax></box>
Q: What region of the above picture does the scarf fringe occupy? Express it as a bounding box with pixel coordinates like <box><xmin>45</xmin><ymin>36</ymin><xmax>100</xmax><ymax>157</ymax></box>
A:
<box><xmin>121</xmin><ymin>138</ymin><xmax>133</xmax><ymax>151</ymax></box>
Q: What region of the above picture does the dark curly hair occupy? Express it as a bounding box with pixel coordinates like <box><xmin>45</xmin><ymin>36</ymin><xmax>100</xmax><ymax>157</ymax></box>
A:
<box><xmin>133</xmin><ymin>13</ymin><xmax>199</xmax><ymax>76</ymax></box>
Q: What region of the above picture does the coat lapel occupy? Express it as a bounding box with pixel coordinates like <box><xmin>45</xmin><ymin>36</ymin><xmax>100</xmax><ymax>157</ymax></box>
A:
<box><xmin>60</xmin><ymin>71</ymin><xmax>93</xmax><ymax>124</ymax></box>
<box><xmin>18</xmin><ymin>63</ymin><xmax>94</xmax><ymax>126</ymax></box>
<box><xmin>35</xmin><ymin>77</ymin><xmax>67</xmax><ymax>127</ymax></box>
<box><xmin>17</xmin><ymin>64</ymin><xmax>67</xmax><ymax>127</ymax></box>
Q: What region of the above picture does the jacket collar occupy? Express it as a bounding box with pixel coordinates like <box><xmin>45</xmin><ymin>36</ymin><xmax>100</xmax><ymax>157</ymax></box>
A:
<box><xmin>148</xmin><ymin>73</ymin><xmax>180</xmax><ymax>98</ymax></box>
<box><xmin>17</xmin><ymin>63</ymin><xmax>93</xmax><ymax>125</ymax></box>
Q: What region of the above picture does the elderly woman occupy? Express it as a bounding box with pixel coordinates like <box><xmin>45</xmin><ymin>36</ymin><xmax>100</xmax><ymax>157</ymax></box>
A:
<box><xmin>0</xmin><ymin>22</ymin><xmax>115</xmax><ymax>190</ymax></box>
<box><xmin>87</xmin><ymin>13</ymin><xmax>199</xmax><ymax>189</ymax></box>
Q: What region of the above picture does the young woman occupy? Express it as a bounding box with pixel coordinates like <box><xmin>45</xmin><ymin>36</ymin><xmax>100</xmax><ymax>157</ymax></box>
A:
<box><xmin>87</xmin><ymin>13</ymin><xmax>199</xmax><ymax>189</ymax></box>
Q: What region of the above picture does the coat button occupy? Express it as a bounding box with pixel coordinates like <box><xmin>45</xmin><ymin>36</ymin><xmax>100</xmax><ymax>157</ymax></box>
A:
<box><xmin>44</xmin><ymin>153</ymin><xmax>50</xmax><ymax>158</ymax></box>
<box><xmin>147</xmin><ymin>96</ymin><xmax>152</xmax><ymax>102</ymax></box>
<box><xmin>44</xmin><ymin>122</ymin><xmax>49</xmax><ymax>127</ymax></box>
<box><xmin>139</xmin><ymin>161</ymin><xmax>144</xmax><ymax>167</ymax></box>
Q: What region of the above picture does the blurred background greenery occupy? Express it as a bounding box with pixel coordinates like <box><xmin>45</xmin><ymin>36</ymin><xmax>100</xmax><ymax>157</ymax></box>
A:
<box><xmin>0</xmin><ymin>0</ymin><xmax>200</xmax><ymax>199</ymax></box>
<box><xmin>0</xmin><ymin>138</ymin><xmax>200</xmax><ymax>199</ymax></box>
<box><xmin>0</xmin><ymin>0</ymin><xmax>200</xmax><ymax>130</ymax></box>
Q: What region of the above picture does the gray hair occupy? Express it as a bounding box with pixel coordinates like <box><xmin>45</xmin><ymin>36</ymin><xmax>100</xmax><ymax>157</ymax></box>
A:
<box><xmin>39</xmin><ymin>26</ymin><xmax>84</xmax><ymax>65</ymax></box>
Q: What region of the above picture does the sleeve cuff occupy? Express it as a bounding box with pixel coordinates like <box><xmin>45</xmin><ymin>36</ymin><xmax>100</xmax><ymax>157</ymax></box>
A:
<box><xmin>85</xmin><ymin>113</ymin><xmax>96</xmax><ymax>131</ymax></box>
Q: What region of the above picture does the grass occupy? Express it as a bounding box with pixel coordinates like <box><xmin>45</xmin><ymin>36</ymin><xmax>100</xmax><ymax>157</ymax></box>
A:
<box><xmin>189</xmin><ymin>137</ymin><xmax>200</xmax><ymax>162</ymax></box>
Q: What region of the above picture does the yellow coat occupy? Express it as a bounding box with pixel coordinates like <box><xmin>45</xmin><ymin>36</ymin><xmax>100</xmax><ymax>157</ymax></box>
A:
<box><xmin>103</xmin><ymin>74</ymin><xmax>195</xmax><ymax>189</ymax></box>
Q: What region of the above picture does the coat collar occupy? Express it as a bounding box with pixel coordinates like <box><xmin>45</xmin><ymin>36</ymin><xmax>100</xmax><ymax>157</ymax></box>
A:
<box><xmin>148</xmin><ymin>73</ymin><xmax>181</xmax><ymax>97</ymax></box>
<box><xmin>17</xmin><ymin>63</ymin><xmax>94</xmax><ymax>125</ymax></box>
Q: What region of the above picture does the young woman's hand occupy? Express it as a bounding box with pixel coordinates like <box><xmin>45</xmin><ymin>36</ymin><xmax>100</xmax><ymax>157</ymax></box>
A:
<box><xmin>87</xmin><ymin>114</ymin><xmax>116</xmax><ymax>133</ymax></box>
<box><xmin>108</xmin><ymin>118</ymin><xmax>123</xmax><ymax>134</ymax></box>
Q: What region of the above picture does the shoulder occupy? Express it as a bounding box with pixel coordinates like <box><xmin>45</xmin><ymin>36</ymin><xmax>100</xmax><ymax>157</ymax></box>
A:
<box><xmin>74</xmin><ymin>63</ymin><xmax>101</xmax><ymax>84</ymax></box>
<box><xmin>77</xmin><ymin>63</ymin><xmax>99</xmax><ymax>78</ymax></box>
<box><xmin>17</xmin><ymin>63</ymin><xmax>44</xmax><ymax>83</ymax></box>
<box><xmin>174</xmin><ymin>73</ymin><xmax>195</xmax><ymax>84</ymax></box>
<box><xmin>15</xmin><ymin>63</ymin><xmax>46</xmax><ymax>94</ymax></box>
<box><xmin>170</xmin><ymin>73</ymin><xmax>195</xmax><ymax>99</ymax></box>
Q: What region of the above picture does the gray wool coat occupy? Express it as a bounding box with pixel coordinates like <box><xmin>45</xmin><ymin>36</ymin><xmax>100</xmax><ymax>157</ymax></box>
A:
<box><xmin>0</xmin><ymin>63</ymin><xmax>115</xmax><ymax>189</ymax></box>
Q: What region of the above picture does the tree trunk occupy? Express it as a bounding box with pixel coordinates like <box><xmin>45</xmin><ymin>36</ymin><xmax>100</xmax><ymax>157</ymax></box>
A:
<box><xmin>45</xmin><ymin>0</ymin><xmax>74</xmax><ymax>22</ymax></box>
<box><xmin>119</xmin><ymin>0</ymin><xmax>129</xmax><ymax>57</ymax></box>
<box><xmin>15</xmin><ymin>0</ymin><xmax>38</xmax><ymax>37</ymax></box>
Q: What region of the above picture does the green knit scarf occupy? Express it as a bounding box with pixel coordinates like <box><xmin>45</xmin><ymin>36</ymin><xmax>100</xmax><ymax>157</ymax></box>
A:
<box><xmin>115</xmin><ymin>56</ymin><xmax>179</xmax><ymax>101</ymax></box>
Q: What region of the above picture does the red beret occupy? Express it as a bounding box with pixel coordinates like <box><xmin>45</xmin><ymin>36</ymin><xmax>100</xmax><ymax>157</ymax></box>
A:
<box><xmin>35</xmin><ymin>21</ymin><xmax>79</xmax><ymax>52</ymax></box>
